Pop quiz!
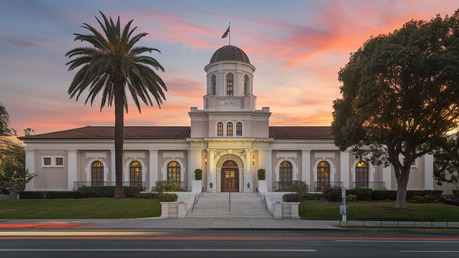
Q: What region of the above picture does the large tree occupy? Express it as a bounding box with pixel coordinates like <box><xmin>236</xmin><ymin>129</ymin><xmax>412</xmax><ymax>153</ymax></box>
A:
<box><xmin>66</xmin><ymin>12</ymin><xmax>167</xmax><ymax>198</ymax></box>
<box><xmin>332</xmin><ymin>10</ymin><xmax>459</xmax><ymax>208</ymax></box>
<box><xmin>0</xmin><ymin>103</ymin><xmax>9</xmax><ymax>136</ymax></box>
<box><xmin>434</xmin><ymin>133</ymin><xmax>459</xmax><ymax>190</ymax></box>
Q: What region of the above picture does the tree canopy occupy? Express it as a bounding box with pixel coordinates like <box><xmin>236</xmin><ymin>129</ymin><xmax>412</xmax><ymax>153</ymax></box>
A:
<box><xmin>66</xmin><ymin>12</ymin><xmax>167</xmax><ymax>198</ymax></box>
<box><xmin>332</xmin><ymin>10</ymin><xmax>459</xmax><ymax>208</ymax></box>
<box><xmin>0</xmin><ymin>103</ymin><xmax>9</xmax><ymax>136</ymax></box>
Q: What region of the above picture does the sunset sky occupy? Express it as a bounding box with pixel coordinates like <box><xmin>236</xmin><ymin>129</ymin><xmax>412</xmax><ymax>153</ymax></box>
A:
<box><xmin>1</xmin><ymin>0</ymin><xmax>458</xmax><ymax>136</ymax></box>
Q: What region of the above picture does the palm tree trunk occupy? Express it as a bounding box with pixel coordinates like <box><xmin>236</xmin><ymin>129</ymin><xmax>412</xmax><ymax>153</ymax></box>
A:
<box><xmin>114</xmin><ymin>82</ymin><xmax>125</xmax><ymax>199</ymax></box>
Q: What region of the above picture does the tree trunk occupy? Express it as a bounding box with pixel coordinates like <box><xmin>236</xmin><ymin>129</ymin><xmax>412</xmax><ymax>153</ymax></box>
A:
<box><xmin>394</xmin><ymin>166</ymin><xmax>410</xmax><ymax>208</ymax></box>
<box><xmin>113</xmin><ymin>83</ymin><xmax>125</xmax><ymax>199</ymax></box>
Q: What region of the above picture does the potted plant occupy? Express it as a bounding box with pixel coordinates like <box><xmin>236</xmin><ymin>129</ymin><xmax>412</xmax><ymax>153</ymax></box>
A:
<box><xmin>192</xmin><ymin>169</ymin><xmax>203</xmax><ymax>192</ymax></box>
<box><xmin>257</xmin><ymin>169</ymin><xmax>268</xmax><ymax>193</ymax></box>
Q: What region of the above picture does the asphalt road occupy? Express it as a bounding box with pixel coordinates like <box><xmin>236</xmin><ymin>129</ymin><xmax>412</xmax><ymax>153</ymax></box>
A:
<box><xmin>0</xmin><ymin>229</ymin><xmax>458</xmax><ymax>257</ymax></box>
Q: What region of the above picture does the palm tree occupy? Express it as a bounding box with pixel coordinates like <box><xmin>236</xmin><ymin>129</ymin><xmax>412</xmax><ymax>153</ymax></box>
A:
<box><xmin>0</xmin><ymin>103</ymin><xmax>9</xmax><ymax>136</ymax></box>
<box><xmin>66</xmin><ymin>12</ymin><xmax>167</xmax><ymax>198</ymax></box>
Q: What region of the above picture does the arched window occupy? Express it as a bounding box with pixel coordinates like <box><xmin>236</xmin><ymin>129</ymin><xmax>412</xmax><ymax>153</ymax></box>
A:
<box><xmin>91</xmin><ymin>161</ymin><xmax>104</xmax><ymax>186</ymax></box>
<box><xmin>279</xmin><ymin>161</ymin><xmax>292</xmax><ymax>182</ymax></box>
<box><xmin>130</xmin><ymin>161</ymin><xmax>142</xmax><ymax>187</ymax></box>
<box><xmin>317</xmin><ymin>161</ymin><xmax>330</xmax><ymax>191</ymax></box>
<box><xmin>227</xmin><ymin>122</ymin><xmax>233</xmax><ymax>136</ymax></box>
<box><xmin>211</xmin><ymin>74</ymin><xmax>216</xmax><ymax>95</ymax></box>
<box><xmin>217</xmin><ymin>122</ymin><xmax>223</xmax><ymax>136</ymax></box>
<box><xmin>236</xmin><ymin>122</ymin><xmax>242</xmax><ymax>136</ymax></box>
<box><xmin>244</xmin><ymin>75</ymin><xmax>249</xmax><ymax>95</ymax></box>
<box><xmin>167</xmin><ymin>161</ymin><xmax>181</xmax><ymax>183</ymax></box>
<box><xmin>226</xmin><ymin>73</ymin><xmax>234</xmax><ymax>96</ymax></box>
<box><xmin>355</xmin><ymin>161</ymin><xmax>369</xmax><ymax>188</ymax></box>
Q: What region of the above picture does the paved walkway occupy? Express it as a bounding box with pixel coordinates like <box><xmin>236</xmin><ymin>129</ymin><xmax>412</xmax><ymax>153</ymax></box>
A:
<box><xmin>1</xmin><ymin>218</ymin><xmax>458</xmax><ymax>229</ymax></box>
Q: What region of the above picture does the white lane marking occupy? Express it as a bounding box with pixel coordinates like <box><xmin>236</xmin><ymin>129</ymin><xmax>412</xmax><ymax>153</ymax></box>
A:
<box><xmin>336</xmin><ymin>240</ymin><xmax>459</xmax><ymax>243</ymax></box>
<box><xmin>0</xmin><ymin>249</ymin><xmax>317</xmax><ymax>252</ymax></box>
<box><xmin>401</xmin><ymin>250</ymin><xmax>459</xmax><ymax>253</ymax></box>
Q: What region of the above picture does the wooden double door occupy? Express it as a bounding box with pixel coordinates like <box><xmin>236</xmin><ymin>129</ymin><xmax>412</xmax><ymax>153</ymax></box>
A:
<box><xmin>221</xmin><ymin>160</ymin><xmax>239</xmax><ymax>192</ymax></box>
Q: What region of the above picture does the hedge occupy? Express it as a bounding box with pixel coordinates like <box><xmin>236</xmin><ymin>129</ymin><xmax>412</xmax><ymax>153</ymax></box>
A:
<box><xmin>19</xmin><ymin>191</ymin><xmax>82</xmax><ymax>199</ymax></box>
<box><xmin>77</xmin><ymin>186</ymin><xmax>141</xmax><ymax>198</ymax></box>
<box><xmin>283</xmin><ymin>193</ymin><xmax>301</xmax><ymax>202</ymax></box>
<box><xmin>346</xmin><ymin>188</ymin><xmax>372</xmax><ymax>201</ymax></box>
<box><xmin>371</xmin><ymin>190</ymin><xmax>443</xmax><ymax>201</ymax></box>
<box><xmin>159</xmin><ymin>193</ymin><xmax>178</xmax><ymax>202</ymax></box>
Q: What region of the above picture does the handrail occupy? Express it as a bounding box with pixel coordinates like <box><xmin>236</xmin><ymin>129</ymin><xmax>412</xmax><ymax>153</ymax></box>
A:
<box><xmin>191</xmin><ymin>190</ymin><xmax>202</xmax><ymax>212</ymax></box>
<box><xmin>256</xmin><ymin>188</ymin><xmax>267</xmax><ymax>210</ymax></box>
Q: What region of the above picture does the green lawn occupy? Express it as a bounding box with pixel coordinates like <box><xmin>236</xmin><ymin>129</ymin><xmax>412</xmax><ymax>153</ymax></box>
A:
<box><xmin>300</xmin><ymin>201</ymin><xmax>459</xmax><ymax>221</ymax></box>
<box><xmin>0</xmin><ymin>198</ymin><xmax>161</xmax><ymax>219</ymax></box>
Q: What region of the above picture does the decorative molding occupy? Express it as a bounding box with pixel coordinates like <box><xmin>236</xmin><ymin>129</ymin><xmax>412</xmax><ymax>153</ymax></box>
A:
<box><xmin>314</xmin><ymin>152</ymin><xmax>335</xmax><ymax>159</ymax></box>
<box><xmin>162</xmin><ymin>151</ymin><xmax>184</xmax><ymax>159</ymax></box>
<box><xmin>276</xmin><ymin>152</ymin><xmax>297</xmax><ymax>159</ymax></box>
<box><xmin>125</xmin><ymin>152</ymin><xmax>145</xmax><ymax>159</ymax></box>
<box><xmin>85</xmin><ymin>152</ymin><xmax>107</xmax><ymax>159</ymax></box>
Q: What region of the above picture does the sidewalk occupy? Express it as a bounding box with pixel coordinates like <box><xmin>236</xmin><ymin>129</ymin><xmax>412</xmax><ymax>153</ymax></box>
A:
<box><xmin>0</xmin><ymin>218</ymin><xmax>339</xmax><ymax>229</ymax></box>
<box><xmin>0</xmin><ymin>218</ymin><xmax>458</xmax><ymax>229</ymax></box>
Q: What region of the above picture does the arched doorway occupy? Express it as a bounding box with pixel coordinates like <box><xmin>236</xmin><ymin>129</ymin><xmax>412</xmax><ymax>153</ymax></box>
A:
<box><xmin>221</xmin><ymin>160</ymin><xmax>239</xmax><ymax>192</ymax></box>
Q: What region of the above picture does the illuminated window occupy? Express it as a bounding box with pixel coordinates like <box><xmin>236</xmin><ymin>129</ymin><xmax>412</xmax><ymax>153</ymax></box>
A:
<box><xmin>226</xmin><ymin>73</ymin><xmax>233</xmax><ymax>96</ymax></box>
<box><xmin>167</xmin><ymin>161</ymin><xmax>181</xmax><ymax>183</ymax></box>
<box><xmin>355</xmin><ymin>161</ymin><xmax>368</xmax><ymax>188</ymax></box>
<box><xmin>236</xmin><ymin>122</ymin><xmax>242</xmax><ymax>136</ymax></box>
<box><xmin>279</xmin><ymin>161</ymin><xmax>292</xmax><ymax>182</ymax></box>
<box><xmin>130</xmin><ymin>161</ymin><xmax>142</xmax><ymax>187</ymax></box>
<box><xmin>91</xmin><ymin>161</ymin><xmax>104</xmax><ymax>186</ymax></box>
<box><xmin>227</xmin><ymin>122</ymin><xmax>233</xmax><ymax>136</ymax></box>
<box><xmin>317</xmin><ymin>161</ymin><xmax>330</xmax><ymax>191</ymax></box>
<box><xmin>217</xmin><ymin>122</ymin><xmax>223</xmax><ymax>136</ymax></box>
<box><xmin>43</xmin><ymin>157</ymin><xmax>51</xmax><ymax>166</ymax></box>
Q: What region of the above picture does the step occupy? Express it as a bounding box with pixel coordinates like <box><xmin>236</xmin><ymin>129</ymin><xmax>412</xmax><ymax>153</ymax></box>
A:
<box><xmin>187</xmin><ymin>193</ymin><xmax>272</xmax><ymax>218</ymax></box>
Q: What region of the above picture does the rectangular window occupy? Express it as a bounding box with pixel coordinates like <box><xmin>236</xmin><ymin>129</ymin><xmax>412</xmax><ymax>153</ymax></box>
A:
<box><xmin>227</xmin><ymin>80</ymin><xmax>233</xmax><ymax>96</ymax></box>
<box><xmin>43</xmin><ymin>157</ymin><xmax>51</xmax><ymax>166</ymax></box>
<box><xmin>56</xmin><ymin>157</ymin><xmax>64</xmax><ymax>166</ymax></box>
<box><xmin>227</xmin><ymin>122</ymin><xmax>233</xmax><ymax>136</ymax></box>
<box><xmin>236</xmin><ymin>122</ymin><xmax>242</xmax><ymax>136</ymax></box>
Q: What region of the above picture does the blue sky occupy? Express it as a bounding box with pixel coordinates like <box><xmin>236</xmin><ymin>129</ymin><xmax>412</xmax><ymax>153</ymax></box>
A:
<box><xmin>1</xmin><ymin>0</ymin><xmax>458</xmax><ymax>135</ymax></box>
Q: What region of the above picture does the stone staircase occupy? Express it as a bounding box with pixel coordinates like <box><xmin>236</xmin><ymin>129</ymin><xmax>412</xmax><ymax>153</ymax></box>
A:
<box><xmin>187</xmin><ymin>192</ymin><xmax>272</xmax><ymax>218</ymax></box>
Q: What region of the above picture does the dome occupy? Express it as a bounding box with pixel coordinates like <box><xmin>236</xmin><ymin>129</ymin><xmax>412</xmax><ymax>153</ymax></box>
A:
<box><xmin>209</xmin><ymin>45</ymin><xmax>251</xmax><ymax>64</ymax></box>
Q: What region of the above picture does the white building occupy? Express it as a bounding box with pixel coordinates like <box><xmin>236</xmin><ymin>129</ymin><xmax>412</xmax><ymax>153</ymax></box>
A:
<box><xmin>21</xmin><ymin>45</ymin><xmax>435</xmax><ymax>193</ymax></box>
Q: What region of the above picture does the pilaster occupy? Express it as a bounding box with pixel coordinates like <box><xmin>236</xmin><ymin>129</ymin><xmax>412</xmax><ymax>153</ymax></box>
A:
<box><xmin>25</xmin><ymin>150</ymin><xmax>35</xmax><ymax>191</ymax></box>
<box><xmin>301</xmin><ymin>150</ymin><xmax>311</xmax><ymax>186</ymax></box>
<box><xmin>149</xmin><ymin>150</ymin><xmax>158</xmax><ymax>190</ymax></box>
<box><xmin>340</xmin><ymin>151</ymin><xmax>350</xmax><ymax>189</ymax></box>
<box><xmin>67</xmin><ymin>150</ymin><xmax>77</xmax><ymax>190</ymax></box>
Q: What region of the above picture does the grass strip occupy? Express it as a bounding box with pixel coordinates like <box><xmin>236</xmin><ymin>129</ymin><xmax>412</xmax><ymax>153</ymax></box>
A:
<box><xmin>0</xmin><ymin>198</ymin><xmax>161</xmax><ymax>219</ymax></box>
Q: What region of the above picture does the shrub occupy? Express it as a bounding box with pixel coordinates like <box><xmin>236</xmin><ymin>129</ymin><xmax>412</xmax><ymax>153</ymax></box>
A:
<box><xmin>290</xmin><ymin>180</ymin><xmax>309</xmax><ymax>197</ymax></box>
<box><xmin>348</xmin><ymin>188</ymin><xmax>373</xmax><ymax>201</ymax></box>
<box><xmin>77</xmin><ymin>186</ymin><xmax>141</xmax><ymax>198</ymax></box>
<box><xmin>159</xmin><ymin>193</ymin><xmax>178</xmax><ymax>202</ymax></box>
<box><xmin>257</xmin><ymin>169</ymin><xmax>266</xmax><ymax>180</ymax></box>
<box><xmin>283</xmin><ymin>193</ymin><xmax>301</xmax><ymax>202</ymax></box>
<box><xmin>371</xmin><ymin>190</ymin><xmax>397</xmax><ymax>201</ymax></box>
<box><xmin>346</xmin><ymin>194</ymin><xmax>357</xmax><ymax>202</ymax></box>
<box><xmin>19</xmin><ymin>191</ymin><xmax>82</xmax><ymax>199</ymax></box>
<box><xmin>134</xmin><ymin>193</ymin><xmax>159</xmax><ymax>199</ymax></box>
<box><xmin>371</xmin><ymin>190</ymin><xmax>443</xmax><ymax>201</ymax></box>
<box><xmin>409</xmin><ymin>195</ymin><xmax>438</xmax><ymax>203</ymax></box>
<box><xmin>194</xmin><ymin>169</ymin><xmax>202</xmax><ymax>180</ymax></box>
<box><xmin>303</xmin><ymin>193</ymin><xmax>323</xmax><ymax>200</ymax></box>
<box><xmin>151</xmin><ymin>181</ymin><xmax>182</xmax><ymax>193</ymax></box>
<box><xmin>323</xmin><ymin>187</ymin><xmax>342</xmax><ymax>202</ymax></box>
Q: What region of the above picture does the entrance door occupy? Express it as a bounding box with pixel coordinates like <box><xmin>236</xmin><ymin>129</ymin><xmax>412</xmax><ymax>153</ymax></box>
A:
<box><xmin>221</xmin><ymin>160</ymin><xmax>239</xmax><ymax>192</ymax></box>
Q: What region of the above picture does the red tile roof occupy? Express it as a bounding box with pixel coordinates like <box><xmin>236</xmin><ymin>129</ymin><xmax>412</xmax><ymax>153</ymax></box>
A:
<box><xmin>269</xmin><ymin>126</ymin><xmax>333</xmax><ymax>140</ymax></box>
<box><xmin>20</xmin><ymin>126</ymin><xmax>191</xmax><ymax>140</ymax></box>
<box><xmin>20</xmin><ymin>126</ymin><xmax>333</xmax><ymax>140</ymax></box>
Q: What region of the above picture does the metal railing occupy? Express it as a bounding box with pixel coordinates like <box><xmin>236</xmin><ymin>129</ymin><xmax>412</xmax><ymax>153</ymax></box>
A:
<box><xmin>73</xmin><ymin>181</ymin><xmax>146</xmax><ymax>191</ymax></box>
<box><xmin>191</xmin><ymin>188</ymin><xmax>203</xmax><ymax>212</ymax></box>
<box><xmin>352</xmin><ymin>181</ymin><xmax>386</xmax><ymax>190</ymax></box>
<box><xmin>313</xmin><ymin>181</ymin><xmax>343</xmax><ymax>192</ymax></box>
